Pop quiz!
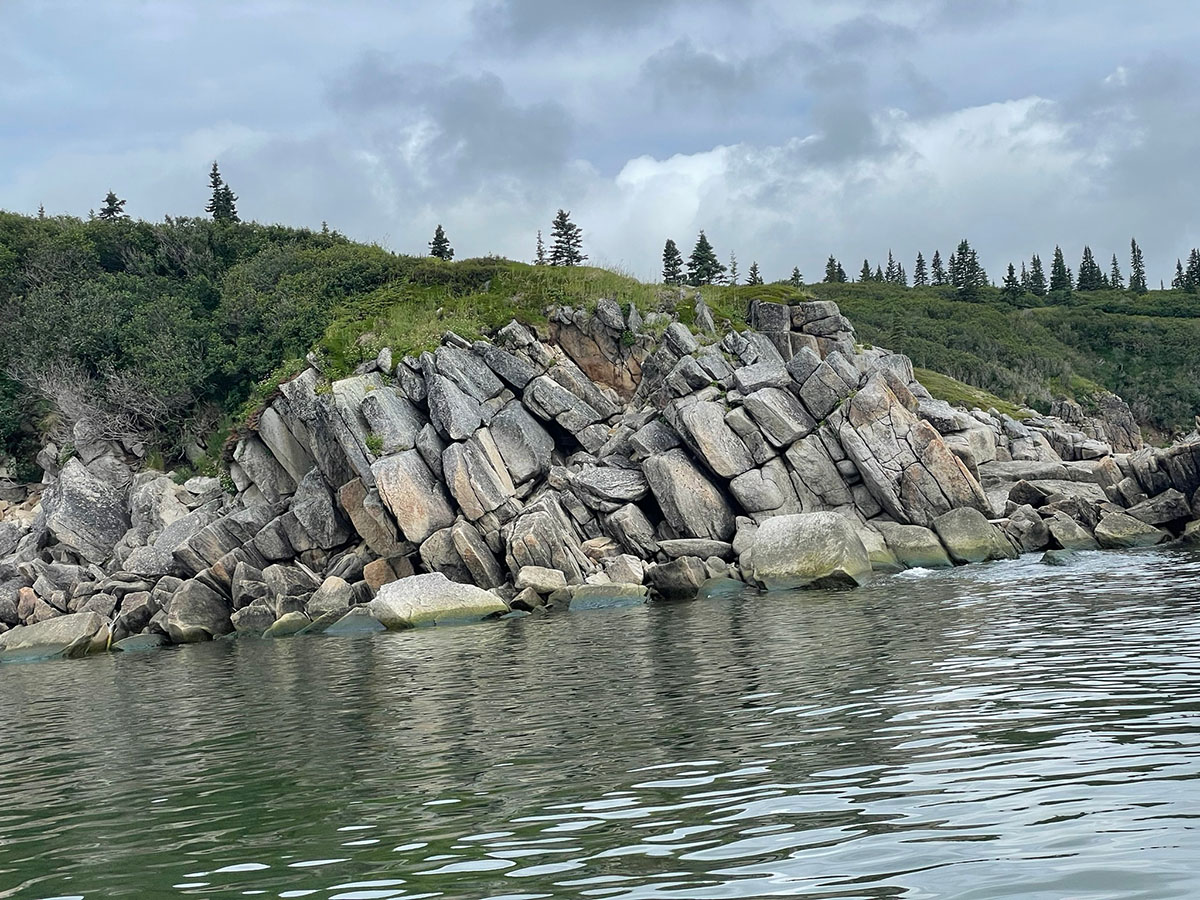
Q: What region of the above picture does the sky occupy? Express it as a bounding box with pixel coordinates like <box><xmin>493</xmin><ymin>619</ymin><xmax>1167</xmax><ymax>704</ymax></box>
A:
<box><xmin>3</xmin><ymin>0</ymin><xmax>1200</xmax><ymax>286</ymax></box>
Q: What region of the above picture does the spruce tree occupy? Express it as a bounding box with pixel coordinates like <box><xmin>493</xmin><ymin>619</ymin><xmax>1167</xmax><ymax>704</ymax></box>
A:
<box><xmin>1020</xmin><ymin>261</ymin><xmax>1030</xmax><ymax>292</ymax></box>
<box><xmin>859</xmin><ymin>259</ymin><xmax>873</xmax><ymax>282</ymax></box>
<box><xmin>913</xmin><ymin>252</ymin><xmax>928</xmax><ymax>287</ymax></box>
<box><xmin>1129</xmin><ymin>238</ymin><xmax>1147</xmax><ymax>293</ymax></box>
<box><xmin>549</xmin><ymin>209</ymin><xmax>586</xmax><ymax>266</ymax></box>
<box><xmin>747</xmin><ymin>261</ymin><xmax>763</xmax><ymax>285</ymax></box>
<box><xmin>661</xmin><ymin>239</ymin><xmax>683</xmax><ymax>285</ymax></box>
<box><xmin>205</xmin><ymin>162</ymin><xmax>239</xmax><ymax>222</ymax></box>
<box><xmin>37</xmin><ymin>204</ymin><xmax>45</xmax><ymax>219</ymax></box>
<box><xmin>897</xmin><ymin>263</ymin><xmax>907</xmax><ymax>287</ymax></box>
<box><xmin>97</xmin><ymin>191</ymin><xmax>127</xmax><ymax>221</ymax></box>
<box><xmin>874</xmin><ymin>264</ymin><xmax>884</xmax><ymax>282</ymax></box>
<box><xmin>824</xmin><ymin>255</ymin><xmax>841</xmax><ymax>283</ymax></box>
<box><xmin>789</xmin><ymin>266</ymin><xmax>803</xmax><ymax>287</ymax></box>
<box><xmin>1109</xmin><ymin>254</ymin><xmax>1124</xmax><ymax>290</ymax></box>
<box><xmin>1185</xmin><ymin>249</ymin><xmax>1200</xmax><ymax>292</ymax></box>
<box><xmin>727</xmin><ymin>251</ymin><xmax>739</xmax><ymax>285</ymax></box>
<box><xmin>931</xmin><ymin>250</ymin><xmax>947</xmax><ymax>286</ymax></box>
<box><xmin>535</xmin><ymin>230</ymin><xmax>546</xmax><ymax>265</ymax></box>
<box><xmin>950</xmin><ymin>239</ymin><xmax>985</xmax><ymax>297</ymax></box>
<box><xmin>1049</xmin><ymin>246</ymin><xmax>1072</xmax><ymax>295</ymax></box>
<box><xmin>836</xmin><ymin>261</ymin><xmax>847</xmax><ymax>282</ymax></box>
<box><xmin>885</xmin><ymin>250</ymin><xmax>898</xmax><ymax>284</ymax></box>
<box><xmin>1172</xmin><ymin>260</ymin><xmax>1186</xmax><ymax>290</ymax></box>
<box><xmin>1001</xmin><ymin>262</ymin><xmax>1022</xmax><ymax>302</ymax></box>
<box><xmin>1076</xmin><ymin>246</ymin><xmax>1104</xmax><ymax>291</ymax></box>
<box><xmin>1028</xmin><ymin>254</ymin><xmax>1047</xmax><ymax>296</ymax></box>
<box><xmin>428</xmin><ymin>224</ymin><xmax>454</xmax><ymax>260</ymax></box>
<box><xmin>686</xmin><ymin>230</ymin><xmax>725</xmax><ymax>285</ymax></box>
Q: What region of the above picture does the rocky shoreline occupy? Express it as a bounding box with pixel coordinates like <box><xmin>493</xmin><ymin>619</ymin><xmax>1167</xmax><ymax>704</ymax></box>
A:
<box><xmin>2</xmin><ymin>296</ymin><xmax>1199</xmax><ymax>661</ymax></box>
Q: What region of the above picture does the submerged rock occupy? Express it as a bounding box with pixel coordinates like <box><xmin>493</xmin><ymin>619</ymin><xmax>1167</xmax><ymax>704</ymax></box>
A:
<box><xmin>368</xmin><ymin>572</ymin><xmax>508</xmax><ymax>629</ymax></box>
<box><xmin>0</xmin><ymin>611</ymin><xmax>111</xmax><ymax>660</ymax></box>
<box><xmin>568</xmin><ymin>583</ymin><xmax>649</xmax><ymax>611</ymax></box>
<box><xmin>747</xmin><ymin>513</ymin><xmax>871</xmax><ymax>590</ymax></box>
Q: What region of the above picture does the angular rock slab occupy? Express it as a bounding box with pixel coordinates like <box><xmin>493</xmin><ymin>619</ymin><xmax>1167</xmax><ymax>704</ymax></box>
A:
<box><xmin>43</xmin><ymin>458</ymin><xmax>131</xmax><ymax>564</ymax></box>
<box><xmin>747</xmin><ymin>512</ymin><xmax>871</xmax><ymax>590</ymax></box>
<box><xmin>372</xmin><ymin>450</ymin><xmax>456</xmax><ymax>544</ymax></box>
<box><xmin>368</xmin><ymin>573</ymin><xmax>507</xmax><ymax>629</ymax></box>
<box><xmin>1094</xmin><ymin>512</ymin><xmax>1169</xmax><ymax>550</ymax></box>
<box><xmin>0</xmin><ymin>611</ymin><xmax>111</xmax><ymax>660</ymax></box>
<box><xmin>932</xmin><ymin>507</ymin><xmax>1018</xmax><ymax>564</ymax></box>
<box><xmin>643</xmin><ymin>449</ymin><xmax>735</xmax><ymax>542</ymax></box>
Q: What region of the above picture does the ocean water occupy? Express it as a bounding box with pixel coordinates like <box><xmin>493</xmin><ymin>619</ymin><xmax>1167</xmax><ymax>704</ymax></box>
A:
<box><xmin>2</xmin><ymin>547</ymin><xmax>1199</xmax><ymax>899</ymax></box>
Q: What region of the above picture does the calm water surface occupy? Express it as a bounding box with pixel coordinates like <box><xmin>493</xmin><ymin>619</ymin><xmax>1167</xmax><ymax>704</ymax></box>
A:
<box><xmin>2</xmin><ymin>548</ymin><xmax>1199</xmax><ymax>899</ymax></box>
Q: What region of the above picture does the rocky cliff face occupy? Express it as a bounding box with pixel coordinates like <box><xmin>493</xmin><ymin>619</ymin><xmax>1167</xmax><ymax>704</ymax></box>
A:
<box><xmin>3</xmin><ymin>295</ymin><xmax>1199</xmax><ymax>657</ymax></box>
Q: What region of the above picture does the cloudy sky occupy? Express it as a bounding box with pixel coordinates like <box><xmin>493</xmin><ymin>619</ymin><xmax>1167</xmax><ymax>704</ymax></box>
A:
<box><xmin>3</xmin><ymin>0</ymin><xmax>1199</xmax><ymax>285</ymax></box>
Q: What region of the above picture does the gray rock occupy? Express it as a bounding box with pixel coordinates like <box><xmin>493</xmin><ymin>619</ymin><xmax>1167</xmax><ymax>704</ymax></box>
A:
<box><xmin>645</xmin><ymin>556</ymin><xmax>708</xmax><ymax>600</ymax></box>
<box><xmin>291</xmin><ymin>470</ymin><xmax>354</xmax><ymax>550</ymax></box>
<box><xmin>1004</xmin><ymin>505</ymin><xmax>1052</xmax><ymax>553</ymax></box>
<box><xmin>436</xmin><ymin>346</ymin><xmax>504</xmax><ymax>402</ymax></box>
<box><xmin>677</xmin><ymin>401</ymin><xmax>755</xmax><ymax>478</ymax></box>
<box><xmin>306</xmin><ymin>576</ymin><xmax>354</xmax><ymax>618</ymax></box>
<box><xmin>233</xmin><ymin>435</ymin><xmax>296</xmax><ymax>503</ymax></box>
<box><xmin>166</xmin><ymin>580</ymin><xmax>232</xmax><ymax>643</ymax></box>
<box><xmin>1126</xmin><ymin>489</ymin><xmax>1192</xmax><ymax>526</ymax></box>
<box><xmin>629</xmin><ymin>419</ymin><xmax>681</xmax><ymax>460</ymax></box>
<box><xmin>473</xmin><ymin>341</ymin><xmax>542</xmax><ymax>391</ymax></box>
<box><xmin>442</xmin><ymin>429</ymin><xmax>517</xmax><ymax>520</ymax></box>
<box><xmin>663</xmin><ymin>322</ymin><xmax>699</xmax><ymax>356</ymax></box>
<box><xmin>516</xmin><ymin>565</ymin><xmax>569</xmax><ymax>594</ymax></box>
<box><xmin>337</xmin><ymin>479</ymin><xmax>407</xmax><ymax>558</ymax></box>
<box><xmin>743</xmin><ymin>387</ymin><xmax>816</xmax><ymax>447</ymax></box>
<box><xmin>0</xmin><ymin>611</ymin><xmax>110</xmax><ymax>659</ymax></box>
<box><xmin>1094</xmin><ymin>512</ymin><xmax>1169</xmax><ymax>550</ymax></box>
<box><xmin>490</xmin><ymin>401</ymin><xmax>554</xmax><ymax>485</ymax></box>
<box><xmin>121</xmin><ymin>546</ymin><xmax>176</xmax><ymax>579</ymax></box>
<box><xmin>643</xmin><ymin>448</ymin><xmax>735</xmax><ymax>541</ymax></box>
<box><xmin>733</xmin><ymin>361</ymin><xmax>789</xmax><ymax>394</ymax></box>
<box><xmin>1046</xmin><ymin>513</ymin><xmax>1101</xmax><ymax>551</ymax></box>
<box><xmin>264</xmin><ymin>610</ymin><xmax>310</xmax><ymax>638</ymax></box>
<box><xmin>785</xmin><ymin>433</ymin><xmax>855</xmax><ymax>511</ymax></box>
<box><xmin>729</xmin><ymin>458</ymin><xmax>799</xmax><ymax>518</ymax></box>
<box><xmin>372</xmin><ymin>450</ymin><xmax>457</xmax><ymax>543</ymax></box>
<box><xmin>665</xmin><ymin>355</ymin><xmax>714</xmax><ymax>396</ymax></box>
<box><xmin>42</xmin><ymin>458</ymin><xmax>131</xmax><ymax>564</ymax></box>
<box><xmin>368</xmin><ymin>572</ymin><xmax>507</xmax><ymax>628</ymax></box>
<box><xmin>746</xmin><ymin>512</ymin><xmax>871</xmax><ymax>589</ymax></box>
<box><xmin>231</xmin><ymin>599</ymin><xmax>276</xmax><ymax>634</ymax></box>
<box><xmin>658</xmin><ymin>539</ymin><xmax>734</xmax><ymax>560</ymax></box>
<box><xmin>932</xmin><ymin>507</ymin><xmax>1018</xmax><ymax>564</ymax></box>
<box><xmin>572</xmin><ymin>466</ymin><xmax>649</xmax><ymax>509</ymax></box>
<box><xmin>361</xmin><ymin>388</ymin><xmax>424</xmax><ymax>454</ymax></box>
<box><xmin>451</xmin><ymin>519</ymin><xmax>506</xmax><ymax>588</ymax></box>
<box><xmin>256</xmin><ymin>404</ymin><xmax>316</xmax><ymax>483</ymax></box>
<box><xmin>568</xmin><ymin>583</ymin><xmax>649</xmax><ymax>610</ymax></box>
<box><xmin>419</xmin><ymin>527</ymin><xmax>473</xmax><ymax>583</ymax></box>
<box><xmin>264</xmin><ymin>563</ymin><xmax>320</xmax><ymax>617</ymax></box>
<box><xmin>504</xmin><ymin>497</ymin><xmax>591</xmax><ymax>584</ymax></box>
<box><xmin>427</xmin><ymin>374</ymin><xmax>484</xmax><ymax>441</ymax></box>
<box><xmin>604</xmin><ymin>503</ymin><xmax>660</xmax><ymax>558</ymax></box>
<box><xmin>523</xmin><ymin>375</ymin><xmax>602</xmax><ymax>433</ymax></box>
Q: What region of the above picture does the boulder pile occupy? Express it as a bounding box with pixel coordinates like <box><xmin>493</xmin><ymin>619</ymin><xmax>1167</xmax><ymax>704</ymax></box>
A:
<box><xmin>3</xmin><ymin>295</ymin><xmax>1199</xmax><ymax>660</ymax></box>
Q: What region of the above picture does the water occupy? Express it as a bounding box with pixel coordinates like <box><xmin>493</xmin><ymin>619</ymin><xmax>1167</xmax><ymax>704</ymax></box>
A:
<box><xmin>2</xmin><ymin>549</ymin><xmax>1200</xmax><ymax>899</ymax></box>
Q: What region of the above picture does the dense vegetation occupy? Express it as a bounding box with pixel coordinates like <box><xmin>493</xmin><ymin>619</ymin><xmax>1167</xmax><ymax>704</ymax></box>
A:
<box><xmin>1</xmin><ymin>209</ymin><xmax>1198</xmax><ymax>482</ymax></box>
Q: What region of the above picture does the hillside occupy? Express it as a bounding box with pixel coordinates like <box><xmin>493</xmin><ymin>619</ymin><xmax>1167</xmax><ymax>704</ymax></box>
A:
<box><xmin>2</xmin><ymin>210</ymin><xmax>1199</xmax><ymax>481</ymax></box>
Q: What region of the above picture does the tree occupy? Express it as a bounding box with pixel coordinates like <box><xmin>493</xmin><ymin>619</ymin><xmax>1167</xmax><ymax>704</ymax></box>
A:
<box><xmin>874</xmin><ymin>264</ymin><xmax>884</xmax><ymax>282</ymax></box>
<box><xmin>1020</xmin><ymin>261</ymin><xmax>1030</xmax><ymax>292</ymax></box>
<box><xmin>661</xmin><ymin>239</ymin><xmax>683</xmax><ymax>284</ymax></box>
<box><xmin>789</xmin><ymin>266</ymin><xmax>804</xmax><ymax>287</ymax></box>
<box><xmin>859</xmin><ymin>259</ymin><xmax>873</xmax><ymax>282</ymax></box>
<box><xmin>1001</xmin><ymin>262</ymin><xmax>1022</xmax><ymax>302</ymax></box>
<box><xmin>1130</xmin><ymin>238</ymin><xmax>1148</xmax><ymax>294</ymax></box>
<box><xmin>1185</xmin><ymin>248</ymin><xmax>1200</xmax><ymax>293</ymax></box>
<box><xmin>1172</xmin><ymin>259</ymin><xmax>1186</xmax><ymax>290</ymax></box>
<box><xmin>836</xmin><ymin>261</ymin><xmax>847</xmax><ymax>282</ymax></box>
<box><xmin>884</xmin><ymin>250</ymin><xmax>898</xmax><ymax>284</ymax></box>
<box><xmin>1028</xmin><ymin>254</ymin><xmax>1047</xmax><ymax>297</ymax></box>
<box><xmin>931</xmin><ymin>250</ymin><xmax>947</xmax><ymax>286</ymax></box>
<box><xmin>913</xmin><ymin>252</ymin><xmax>928</xmax><ymax>287</ymax></box>
<box><xmin>428</xmin><ymin>224</ymin><xmax>454</xmax><ymax>260</ymax></box>
<box><xmin>98</xmin><ymin>191</ymin><xmax>127</xmax><ymax>221</ymax></box>
<box><xmin>205</xmin><ymin>162</ymin><xmax>239</xmax><ymax>222</ymax></box>
<box><xmin>897</xmin><ymin>264</ymin><xmax>907</xmax><ymax>287</ymax></box>
<box><xmin>727</xmin><ymin>251</ymin><xmax>739</xmax><ymax>285</ymax></box>
<box><xmin>824</xmin><ymin>256</ymin><xmax>840</xmax><ymax>282</ymax></box>
<box><xmin>1049</xmin><ymin>246</ymin><xmax>1072</xmax><ymax>295</ymax></box>
<box><xmin>747</xmin><ymin>261</ymin><xmax>763</xmax><ymax>285</ymax></box>
<box><xmin>686</xmin><ymin>230</ymin><xmax>725</xmax><ymax>285</ymax></box>
<box><xmin>950</xmin><ymin>239</ymin><xmax>986</xmax><ymax>297</ymax></box>
<box><xmin>1109</xmin><ymin>254</ymin><xmax>1124</xmax><ymax>290</ymax></box>
<box><xmin>534</xmin><ymin>230</ymin><xmax>546</xmax><ymax>265</ymax></box>
<box><xmin>1076</xmin><ymin>246</ymin><xmax>1104</xmax><ymax>291</ymax></box>
<box><xmin>37</xmin><ymin>204</ymin><xmax>45</xmax><ymax>219</ymax></box>
<box><xmin>549</xmin><ymin>209</ymin><xmax>586</xmax><ymax>266</ymax></box>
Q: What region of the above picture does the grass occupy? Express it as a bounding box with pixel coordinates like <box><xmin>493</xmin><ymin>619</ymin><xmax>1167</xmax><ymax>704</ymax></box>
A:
<box><xmin>913</xmin><ymin>368</ymin><xmax>1029</xmax><ymax>419</ymax></box>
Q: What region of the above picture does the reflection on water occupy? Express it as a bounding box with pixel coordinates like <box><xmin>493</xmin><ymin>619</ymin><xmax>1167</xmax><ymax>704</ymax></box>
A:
<box><xmin>2</xmin><ymin>548</ymin><xmax>1199</xmax><ymax>899</ymax></box>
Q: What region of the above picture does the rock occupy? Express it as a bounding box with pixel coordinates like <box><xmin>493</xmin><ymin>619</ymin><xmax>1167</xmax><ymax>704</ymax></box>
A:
<box><xmin>657</xmin><ymin>539</ymin><xmax>734</xmax><ymax>560</ymax></box>
<box><xmin>112</xmin><ymin>633</ymin><xmax>169</xmax><ymax>652</ymax></box>
<box><xmin>676</xmin><ymin>401</ymin><xmax>755</xmax><ymax>478</ymax></box>
<box><xmin>113</xmin><ymin>591</ymin><xmax>158</xmax><ymax>640</ymax></box>
<box><xmin>504</xmin><ymin>497</ymin><xmax>591</xmax><ymax>584</ymax></box>
<box><xmin>451</xmin><ymin>519</ymin><xmax>506</xmax><ymax>588</ymax></box>
<box><xmin>42</xmin><ymin>458</ymin><xmax>131</xmax><ymax>564</ymax></box>
<box><xmin>323</xmin><ymin>607</ymin><xmax>388</xmax><ymax>635</ymax></box>
<box><xmin>568</xmin><ymin>583</ymin><xmax>649</xmax><ymax>610</ymax></box>
<box><xmin>604</xmin><ymin>503</ymin><xmax>659</xmax><ymax>558</ymax></box>
<box><xmin>442</xmin><ymin>430</ymin><xmax>516</xmax><ymax>520</ymax></box>
<box><xmin>1126</xmin><ymin>489</ymin><xmax>1193</xmax><ymax>527</ymax></box>
<box><xmin>932</xmin><ymin>508</ymin><xmax>1018</xmax><ymax>564</ymax></box>
<box><xmin>231</xmin><ymin>599</ymin><xmax>277</xmax><ymax>634</ymax></box>
<box><xmin>645</xmin><ymin>556</ymin><xmax>708</xmax><ymax>600</ymax></box>
<box><xmin>747</xmin><ymin>513</ymin><xmax>872</xmax><ymax>589</ymax></box>
<box><xmin>643</xmin><ymin>449</ymin><xmax>735</xmax><ymax>541</ymax></box>
<box><xmin>290</xmin><ymin>470</ymin><xmax>354</xmax><ymax>550</ymax></box>
<box><xmin>338</xmin><ymin>479</ymin><xmax>407</xmax><ymax>558</ymax></box>
<box><xmin>629</xmin><ymin>419</ymin><xmax>681</xmax><ymax>460</ymax></box>
<box><xmin>231</xmin><ymin>561</ymin><xmax>268</xmax><ymax>610</ymax></box>
<box><xmin>436</xmin><ymin>345</ymin><xmax>504</xmax><ymax>402</ymax></box>
<box><xmin>256</xmin><ymin>404</ymin><xmax>316</xmax><ymax>483</ymax></box>
<box><xmin>490</xmin><ymin>401</ymin><xmax>553</xmax><ymax>485</ymax></box>
<box><xmin>743</xmin><ymin>387</ymin><xmax>816</xmax><ymax>447</ymax></box>
<box><xmin>368</xmin><ymin>572</ymin><xmax>507</xmax><ymax>629</ymax></box>
<box><xmin>0</xmin><ymin>611</ymin><xmax>110</xmax><ymax>660</ymax></box>
<box><xmin>1040</xmin><ymin>549</ymin><xmax>1080</xmax><ymax>566</ymax></box>
<box><xmin>362</xmin><ymin>556</ymin><xmax>413</xmax><ymax>592</ymax></box>
<box><xmin>306</xmin><ymin>576</ymin><xmax>354</xmax><ymax>618</ymax></box>
<box><xmin>372</xmin><ymin>450</ymin><xmax>457</xmax><ymax>544</ymax></box>
<box><xmin>233</xmin><ymin>435</ymin><xmax>296</xmax><ymax>503</ymax></box>
<box><xmin>873</xmin><ymin>522</ymin><xmax>953</xmax><ymax>569</ymax></box>
<box><xmin>121</xmin><ymin>545</ymin><xmax>176</xmax><ymax>578</ymax></box>
<box><xmin>361</xmin><ymin>388</ymin><xmax>423</xmax><ymax>454</ymax></box>
<box><xmin>1180</xmin><ymin>520</ymin><xmax>1200</xmax><ymax>547</ymax></box>
<box><xmin>1094</xmin><ymin>512</ymin><xmax>1169</xmax><ymax>550</ymax></box>
<box><xmin>264</xmin><ymin>610</ymin><xmax>310</xmax><ymax>638</ymax></box>
<box><xmin>165</xmin><ymin>580</ymin><xmax>232</xmax><ymax>643</ymax></box>
<box><xmin>572</xmin><ymin>466</ymin><xmax>649</xmax><ymax>509</ymax></box>
<box><xmin>427</xmin><ymin>374</ymin><xmax>484</xmax><ymax>441</ymax></box>
<box><xmin>516</xmin><ymin>566</ymin><xmax>569</xmax><ymax>594</ymax></box>
<box><xmin>1046</xmin><ymin>513</ymin><xmax>1101</xmax><ymax>551</ymax></box>
<box><xmin>603</xmin><ymin>554</ymin><xmax>645</xmax><ymax>585</ymax></box>
<box><xmin>264</xmin><ymin>563</ymin><xmax>320</xmax><ymax>616</ymax></box>
<box><xmin>663</xmin><ymin>322</ymin><xmax>699</xmax><ymax>356</ymax></box>
<box><xmin>1004</xmin><ymin>505</ymin><xmax>1052</xmax><ymax>553</ymax></box>
<box><xmin>856</xmin><ymin>527</ymin><xmax>902</xmax><ymax>573</ymax></box>
<box><xmin>733</xmin><ymin>361</ymin><xmax>789</xmax><ymax>394</ymax></box>
<box><xmin>729</xmin><ymin>459</ymin><xmax>799</xmax><ymax>519</ymax></box>
<box><xmin>523</xmin><ymin>375</ymin><xmax>602</xmax><ymax>432</ymax></box>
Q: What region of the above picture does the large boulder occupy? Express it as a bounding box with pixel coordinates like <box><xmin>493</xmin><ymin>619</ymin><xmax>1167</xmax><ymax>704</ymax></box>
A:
<box><xmin>643</xmin><ymin>449</ymin><xmax>735</xmax><ymax>541</ymax></box>
<box><xmin>932</xmin><ymin>508</ymin><xmax>1019</xmax><ymax>564</ymax></box>
<box><xmin>166</xmin><ymin>580</ymin><xmax>233</xmax><ymax>643</ymax></box>
<box><xmin>0</xmin><ymin>611</ymin><xmax>110</xmax><ymax>660</ymax></box>
<box><xmin>1094</xmin><ymin>512</ymin><xmax>1169</xmax><ymax>550</ymax></box>
<box><xmin>372</xmin><ymin>450</ymin><xmax>456</xmax><ymax>544</ymax></box>
<box><xmin>368</xmin><ymin>573</ymin><xmax>507</xmax><ymax>629</ymax></box>
<box><xmin>746</xmin><ymin>512</ymin><xmax>871</xmax><ymax>590</ymax></box>
<box><xmin>874</xmin><ymin>522</ymin><xmax>952</xmax><ymax>569</ymax></box>
<box><xmin>42</xmin><ymin>458</ymin><xmax>131</xmax><ymax>564</ymax></box>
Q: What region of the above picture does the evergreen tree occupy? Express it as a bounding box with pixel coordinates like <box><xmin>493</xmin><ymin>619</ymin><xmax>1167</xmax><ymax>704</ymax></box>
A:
<box><xmin>1172</xmin><ymin>259</ymin><xmax>1186</xmax><ymax>290</ymax></box>
<box><xmin>1185</xmin><ymin>248</ymin><xmax>1200</xmax><ymax>293</ymax></box>
<box><xmin>205</xmin><ymin>162</ymin><xmax>239</xmax><ymax>222</ymax></box>
<box><xmin>1001</xmin><ymin>262</ymin><xmax>1022</xmax><ymax>302</ymax></box>
<box><xmin>931</xmin><ymin>250</ymin><xmax>947</xmax><ymax>286</ymax></box>
<box><xmin>884</xmin><ymin>250</ymin><xmax>898</xmax><ymax>284</ymax></box>
<box><xmin>686</xmin><ymin>230</ymin><xmax>725</xmax><ymax>285</ymax></box>
<box><xmin>97</xmin><ymin>191</ymin><xmax>127</xmax><ymax>221</ymax></box>
<box><xmin>727</xmin><ymin>251</ymin><xmax>739</xmax><ymax>285</ymax></box>
<box><xmin>534</xmin><ymin>230</ymin><xmax>546</xmax><ymax>265</ymax></box>
<box><xmin>859</xmin><ymin>259</ymin><xmax>873</xmax><ymax>282</ymax></box>
<box><xmin>1076</xmin><ymin>246</ymin><xmax>1104</xmax><ymax>291</ymax></box>
<box><xmin>950</xmin><ymin>239</ymin><xmax>986</xmax><ymax>296</ymax></box>
<box><xmin>1109</xmin><ymin>254</ymin><xmax>1124</xmax><ymax>290</ymax></box>
<box><xmin>913</xmin><ymin>252</ymin><xmax>928</xmax><ymax>287</ymax></box>
<box><xmin>824</xmin><ymin>255</ymin><xmax>841</xmax><ymax>283</ymax></box>
<box><xmin>37</xmin><ymin>204</ymin><xmax>45</xmax><ymax>219</ymax></box>
<box><xmin>897</xmin><ymin>264</ymin><xmax>907</xmax><ymax>287</ymax></box>
<box><xmin>549</xmin><ymin>209</ymin><xmax>586</xmax><ymax>266</ymax></box>
<box><xmin>1028</xmin><ymin>254</ymin><xmax>1047</xmax><ymax>297</ymax></box>
<box><xmin>874</xmin><ymin>264</ymin><xmax>884</xmax><ymax>282</ymax></box>
<box><xmin>747</xmin><ymin>261</ymin><xmax>763</xmax><ymax>285</ymax></box>
<box><xmin>1129</xmin><ymin>238</ymin><xmax>1148</xmax><ymax>294</ymax></box>
<box><xmin>1049</xmin><ymin>246</ymin><xmax>1072</xmax><ymax>295</ymax></box>
<box><xmin>789</xmin><ymin>266</ymin><xmax>804</xmax><ymax>287</ymax></box>
<box><xmin>1020</xmin><ymin>261</ymin><xmax>1030</xmax><ymax>292</ymax></box>
<box><xmin>428</xmin><ymin>224</ymin><xmax>454</xmax><ymax>260</ymax></box>
<box><xmin>661</xmin><ymin>239</ymin><xmax>683</xmax><ymax>285</ymax></box>
<box><xmin>836</xmin><ymin>261</ymin><xmax>847</xmax><ymax>282</ymax></box>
